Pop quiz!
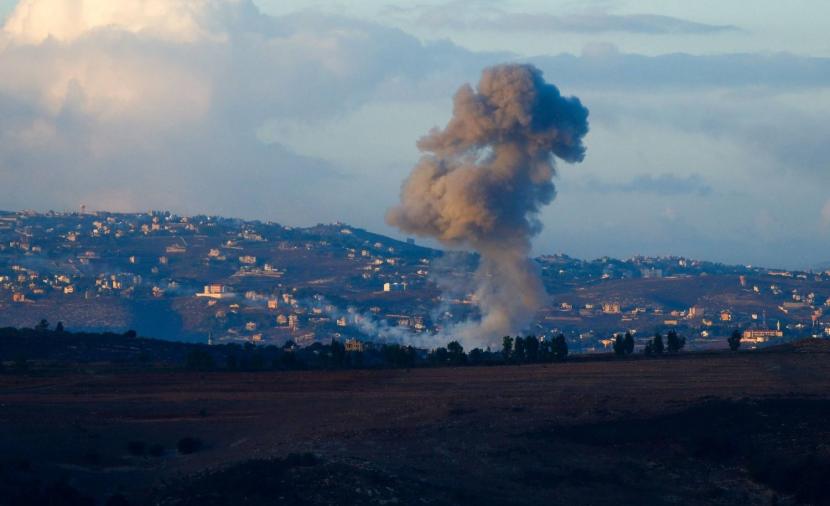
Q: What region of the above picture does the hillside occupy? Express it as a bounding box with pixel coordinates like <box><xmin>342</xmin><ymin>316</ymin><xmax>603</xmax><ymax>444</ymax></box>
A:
<box><xmin>0</xmin><ymin>211</ymin><xmax>828</xmax><ymax>352</ymax></box>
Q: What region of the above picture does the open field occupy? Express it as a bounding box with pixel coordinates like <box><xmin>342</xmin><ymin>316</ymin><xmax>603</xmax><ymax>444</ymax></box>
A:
<box><xmin>1</xmin><ymin>347</ymin><xmax>830</xmax><ymax>505</ymax></box>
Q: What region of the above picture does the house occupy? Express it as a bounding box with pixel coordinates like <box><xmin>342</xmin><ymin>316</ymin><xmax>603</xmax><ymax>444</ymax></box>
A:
<box><xmin>12</xmin><ymin>292</ymin><xmax>25</xmax><ymax>302</ymax></box>
<box><xmin>383</xmin><ymin>282</ymin><xmax>407</xmax><ymax>292</ymax></box>
<box><xmin>602</xmin><ymin>303</ymin><xmax>621</xmax><ymax>314</ymax></box>
<box><xmin>238</xmin><ymin>255</ymin><xmax>257</xmax><ymax>265</ymax></box>
<box><xmin>687</xmin><ymin>306</ymin><xmax>704</xmax><ymax>319</ymax></box>
<box><xmin>345</xmin><ymin>339</ymin><xmax>364</xmax><ymax>352</ymax></box>
<box><xmin>197</xmin><ymin>284</ymin><xmax>234</xmax><ymax>299</ymax></box>
<box><xmin>742</xmin><ymin>329</ymin><xmax>783</xmax><ymax>344</ymax></box>
<box><xmin>720</xmin><ymin>310</ymin><xmax>732</xmax><ymax>322</ymax></box>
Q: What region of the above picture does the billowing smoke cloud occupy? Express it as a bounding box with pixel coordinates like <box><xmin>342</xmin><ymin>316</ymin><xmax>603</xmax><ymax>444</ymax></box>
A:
<box><xmin>387</xmin><ymin>64</ymin><xmax>589</xmax><ymax>347</ymax></box>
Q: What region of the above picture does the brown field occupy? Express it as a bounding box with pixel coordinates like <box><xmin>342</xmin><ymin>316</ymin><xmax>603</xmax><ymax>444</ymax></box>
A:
<box><xmin>2</xmin><ymin>348</ymin><xmax>830</xmax><ymax>505</ymax></box>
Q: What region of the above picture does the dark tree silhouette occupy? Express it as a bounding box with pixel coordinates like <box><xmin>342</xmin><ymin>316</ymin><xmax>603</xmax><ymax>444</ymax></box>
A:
<box><xmin>653</xmin><ymin>332</ymin><xmax>665</xmax><ymax>354</ymax></box>
<box><xmin>34</xmin><ymin>319</ymin><xmax>49</xmax><ymax>332</ymax></box>
<box><xmin>55</xmin><ymin>321</ymin><xmax>65</xmax><ymax>333</ymax></box>
<box><xmin>525</xmin><ymin>335</ymin><xmax>539</xmax><ymax>362</ymax></box>
<box><xmin>186</xmin><ymin>348</ymin><xmax>216</xmax><ymax>371</ymax></box>
<box><xmin>667</xmin><ymin>330</ymin><xmax>686</xmax><ymax>353</ymax></box>
<box><xmin>502</xmin><ymin>336</ymin><xmax>513</xmax><ymax>362</ymax></box>
<box><xmin>513</xmin><ymin>337</ymin><xmax>526</xmax><ymax>363</ymax></box>
<box><xmin>728</xmin><ymin>329</ymin><xmax>742</xmax><ymax>351</ymax></box>
<box><xmin>553</xmin><ymin>334</ymin><xmax>568</xmax><ymax>361</ymax></box>
<box><xmin>468</xmin><ymin>348</ymin><xmax>484</xmax><ymax>365</ymax></box>
<box><xmin>613</xmin><ymin>334</ymin><xmax>625</xmax><ymax>356</ymax></box>
<box><xmin>330</xmin><ymin>339</ymin><xmax>346</xmax><ymax>368</ymax></box>
<box><xmin>539</xmin><ymin>339</ymin><xmax>553</xmax><ymax>362</ymax></box>
<box><xmin>447</xmin><ymin>341</ymin><xmax>466</xmax><ymax>365</ymax></box>
<box><xmin>623</xmin><ymin>331</ymin><xmax>635</xmax><ymax>355</ymax></box>
<box><xmin>430</xmin><ymin>347</ymin><xmax>449</xmax><ymax>365</ymax></box>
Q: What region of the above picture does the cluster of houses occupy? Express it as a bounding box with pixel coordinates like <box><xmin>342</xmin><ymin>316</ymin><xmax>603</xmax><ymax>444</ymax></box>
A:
<box><xmin>1</xmin><ymin>211</ymin><xmax>828</xmax><ymax>350</ymax></box>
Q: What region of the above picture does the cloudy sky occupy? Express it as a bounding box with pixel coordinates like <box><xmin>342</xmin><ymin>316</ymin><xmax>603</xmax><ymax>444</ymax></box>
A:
<box><xmin>0</xmin><ymin>0</ymin><xmax>828</xmax><ymax>269</ymax></box>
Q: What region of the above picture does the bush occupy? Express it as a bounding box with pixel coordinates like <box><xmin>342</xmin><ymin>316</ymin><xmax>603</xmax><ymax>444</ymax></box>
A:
<box><xmin>177</xmin><ymin>437</ymin><xmax>203</xmax><ymax>455</ymax></box>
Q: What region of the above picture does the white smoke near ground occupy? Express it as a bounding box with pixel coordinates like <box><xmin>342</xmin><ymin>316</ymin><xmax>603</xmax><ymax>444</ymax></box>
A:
<box><xmin>387</xmin><ymin>64</ymin><xmax>589</xmax><ymax>348</ymax></box>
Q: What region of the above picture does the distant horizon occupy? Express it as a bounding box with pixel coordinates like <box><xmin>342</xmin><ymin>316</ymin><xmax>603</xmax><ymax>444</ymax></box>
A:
<box><xmin>4</xmin><ymin>206</ymin><xmax>826</xmax><ymax>273</ymax></box>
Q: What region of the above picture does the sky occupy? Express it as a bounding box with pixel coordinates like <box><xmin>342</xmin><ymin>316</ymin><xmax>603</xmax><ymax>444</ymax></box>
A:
<box><xmin>0</xmin><ymin>0</ymin><xmax>828</xmax><ymax>269</ymax></box>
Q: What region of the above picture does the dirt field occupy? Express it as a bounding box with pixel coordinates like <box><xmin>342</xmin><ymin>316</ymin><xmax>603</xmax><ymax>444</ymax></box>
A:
<box><xmin>1</xmin><ymin>349</ymin><xmax>829</xmax><ymax>505</ymax></box>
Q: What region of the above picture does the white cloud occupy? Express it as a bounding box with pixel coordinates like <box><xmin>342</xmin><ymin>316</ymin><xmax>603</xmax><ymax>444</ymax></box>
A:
<box><xmin>3</xmin><ymin>0</ymin><xmax>250</xmax><ymax>43</ymax></box>
<box><xmin>0</xmin><ymin>0</ymin><xmax>483</xmax><ymax>221</ymax></box>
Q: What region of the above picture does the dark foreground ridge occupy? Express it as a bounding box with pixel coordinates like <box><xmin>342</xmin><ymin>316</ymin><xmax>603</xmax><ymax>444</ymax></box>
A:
<box><xmin>1</xmin><ymin>338</ymin><xmax>829</xmax><ymax>505</ymax></box>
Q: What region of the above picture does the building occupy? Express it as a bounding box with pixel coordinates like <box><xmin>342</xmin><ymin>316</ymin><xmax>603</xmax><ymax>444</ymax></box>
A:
<box><xmin>197</xmin><ymin>284</ymin><xmax>234</xmax><ymax>299</ymax></box>
<box><xmin>383</xmin><ymin>282</ymin><xmax>407</xmax><ymax>292</ymax></box>
<box><xmin>720</xmin><ymin>310</ymin><xmax>732</xmax><ymax>322</ymax></box>
<box><xmin>12</xmin><ymin>292</ymin><xmax>25</xmax><ymax>302</ymax></box>
<box><xmin>345</xmin><ymin>339</ymin><xmax>364</xmax><ymax>352</ymax></box>
<box><xmin>288</xmin><ymin>314</ymin><xmax>299</xmax><ymax>330</ymax></box>
<box><xmin>239</xmin><ymin>255</ymin><xmax>257</xmax><ymax>265</ymax></box>
<box><xmin>687</xmin><ymin>306</ymin><xmax>704</xmax><ymax>319</ymax></box>
<box><xmin>602</xmin><ymin>303</ymin><xmax>621</xmax><ymax>314</ymax></box>
<box><xmin>641</xmin><ymin>268</ymin><xmax>663</xmax><ymax>279</ymax></box>
<box><xmin>742</xmin><ymin>329</ymin><xmax>783</xmax><ymax>344</ymax></box>
<box><xmin>267</xmin><ymin>298</ymin><xmax>278</xmax><ymax>310</ymax></box>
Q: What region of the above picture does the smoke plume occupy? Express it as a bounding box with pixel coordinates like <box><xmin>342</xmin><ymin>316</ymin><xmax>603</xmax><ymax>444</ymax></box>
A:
<box><xmin>387</xmin><ymin>64</ymin><xmax>589</xmax><ymax>347</ymax></box>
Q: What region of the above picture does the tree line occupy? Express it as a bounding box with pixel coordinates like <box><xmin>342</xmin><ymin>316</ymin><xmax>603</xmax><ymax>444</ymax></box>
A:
<box><xmin>1</xmin><ymin>320</ymin><xmax>754</xmax><ymax>375</ymax></box>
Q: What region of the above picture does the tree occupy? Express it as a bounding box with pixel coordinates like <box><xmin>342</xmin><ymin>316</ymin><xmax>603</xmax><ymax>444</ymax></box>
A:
<box><xmin>653</xmin><ymin>332</ymin><xmax>665</xmax><ymax>354</ymax></box>
<box><xmin>623</xmin><ymin>332</ymin><xmax>635</xmax><ymax>355</ymax></box>
<box><xmin>430</xmin><ymin>347</ymin><xmax>449</xmax><ymax>365</ymax></box>
<box><xmin>447</xmin><ymin>341</ymin><xmax>466</xmax><ymax>365</ymax></box>
<box><xmin>468</xmin><ymin>348</ymin><xmax>484</xmax><ymax>365</ymax></box>
<box><xmin>525</xmin><ymin>335</ymin><xmax>539</xmax><ymax>362</ymax></box>
<box><xmin>553</xmin><ymin>334</ymin><xmax>568</xmax><ymax>361</ymax></box>
<box><xmin>539</xmin><ymin>339</ymin><xmax>553</xmax><ymax>362</ymax></box>
<box><xmin>186</xmin><ymin>348</ymin><xmax>216</xmax><ymax>371</ymax></box>
<box><xmin>513</xmin><ymin>336</ymin><xmax>526</xmax><ymax>363</ymax></box>
<box><xmin>502</xmin><ymin>336</ymin><xmax>513</xmax><ymax>362</ymax></box>
<box><xmin>644</xmin><ymin>341</ymin><xmax>654</xmax><ymax>356</ymax></box>
<box><xmin>34</xmin><ymin>319</ymin><xmax>49</xmax><ymax>332</ymax></box>
<box><xmin>728</xmin><ymin>329</ymin><xmax>742</xmax><ymax>351</ymax></box>
<box><xmin>613</xmin><ymin>334</ymin><xmax>625</xmax><ymax>356</ymax></box>
<box><xmin>330</xmin><ymin>339</ymin><xmax>346</xmax><ymax>368</ymax></box>
<box><xmin>124</xmin><ymin>329</ymin><xmax>138</xmax><ymax>339</ymax></box>
<box><xmin>667</xmin><ymin>330</ymin><xmax>685</xmax><ymax>353</ymax></box>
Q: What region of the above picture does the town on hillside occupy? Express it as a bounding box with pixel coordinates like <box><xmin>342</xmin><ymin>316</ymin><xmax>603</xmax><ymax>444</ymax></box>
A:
<box><xmin>0</xmin><ymin>210</ymin><xmax>828</xmax><ymax>352</ymax></box>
